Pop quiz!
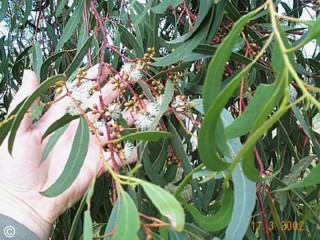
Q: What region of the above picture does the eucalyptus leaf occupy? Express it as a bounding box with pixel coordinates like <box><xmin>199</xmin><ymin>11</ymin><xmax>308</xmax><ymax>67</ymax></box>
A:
<box><xmin>178</xmin><ymin>188</ymin><xmax>234</xmax><ymax>232</ymax></box>
<box><xmin>8</xmin><ymin>74</ymin><xmax>66</xmax><ymax>154</ymax></box>
<box><xmin>22</xmin><ymin>1</ymin><xmax>32</xmax><ymax>25</ymax></box>
<box><xmin>0</xmin><ymin>100</ymin><xmax>26</xmax><ymax>146</ymax></box>
<box><xmin>32</xmin><ymin>40</ymin><xmax>43</xmax><ymax>77</ymax></box>
<box><xmin>151</xmin><ymin>0</ymin><xmax>184</xmax><ymax>14</ymax></box>
<box><xmin>203</xmin><ymin>5</ymin><xmax>265</xmax><ymax>113</ymax></box>
<box><xmin>225</xmin><ymin>83</ymin><xmax>282</xmax><ymax>139</ymax></box>
<box><xmin>0</xmin><ymin>0</ymin><xmax>8</xmax><ymax>21</ymax></box>
<box><xmin>64</xmin><ymin>34</ymin><xmax>94</xmax><ymax>77</ymax></box>
<box><xmin>276</xmin><ymin>162</ymin><xmax>320</xmax><ymax>191</ymax></box>
<box><xmin>141</xmin><ymin>181</ymin><xmax>185</xmax><ymax>231</ymax></box>
<box><xmin>55</xmin><ymin>0</ymin><xmax>83</xmax><ymax>52</ymax></box>
<box><xmin>104</xmin><ymin>191</ymin><xmax>140</xmax><ymax>240</ymax></box>
<box><xmin>40</xmin><ymin>52</ymin><xmax>65</xmax><ymax>82</ymax></box>
<box><xmin>118</xmin><ymin>24</ymin><xmax>144</xmax><ymax>57</ymax></box>
<box><xmin>149</xmin><ymin>80</ymin><xmax>174</xmax><ymax>129</ymax></box>
<box><xmin>222</xmin><ymin>109</ymin><xmax>256</xmax><ymax>240</ymax></box>
<box><xmin>41</xmin><ymin>114</ymin><xmax>79</xmax><ymax>141</ymax></box>
<box><xmin>114</xmin><ymin>131</ymin><xmax>171</xmax><ymax>143</ymax></box>
<box><xmin>40</xmin><ymin>116</ymin><xmax>89</xmax><ymax>197</ymax></box>
<box><xmin>152</xmin><ymin>7</ymin><xmax>213</xmax><ymax>67</ymax></box>
<box><xmin>83</xmin><ymin>211</ymin><xmax>93</xmax><ymax>240</ymax></box>
<box><xmin>42</xmin><ymin>123</ymin><xmax>69</xmax><ymax>161</ymax></box>
<box><xmin>167</xmin><ymin>1</ymin><xmax>214</xmax><ymax>44</ymax></box>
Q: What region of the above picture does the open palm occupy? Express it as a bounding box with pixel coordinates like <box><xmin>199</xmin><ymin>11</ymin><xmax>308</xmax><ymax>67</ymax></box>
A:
<box><xmin>0</xmin><ymin>66</ymin><xmax>136</xmax><ymax>238</ymax></box>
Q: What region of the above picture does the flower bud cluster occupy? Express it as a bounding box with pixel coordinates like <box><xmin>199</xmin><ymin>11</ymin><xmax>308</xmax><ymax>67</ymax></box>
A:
<box><xmin>65</xmin><ymin>79</ymin><xmax>96</xmax><ymax>116</ymax></box>
<box><xmin>134</xmin><ymin>97</ymin><xmax>161</xmax><ymax>131</ymax></box>
<box><xmin>120</xmin><ymin>62</ymin><xmax>143</xmax><ymax>83</ymax></box>
<box><xmin>106</xmin><ymin>103</ymin><xmax>122</xmax><ymax>120</ymax></box>
<box><xmin>59</xmin><ymin>47</ymin><xmax>198</xmax><ymax>163</ymax></box>
<box><xmin>107</xmin><ymin>140</ymin><xmax>135</xmax><ymax>162</ymax></box>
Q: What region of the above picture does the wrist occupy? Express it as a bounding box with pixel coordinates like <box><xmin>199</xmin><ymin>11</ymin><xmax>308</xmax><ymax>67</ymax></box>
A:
<box><xmin>0</xmin><ymin>188</ymin><xmax>52</xmax><ymax>239</ymax></box>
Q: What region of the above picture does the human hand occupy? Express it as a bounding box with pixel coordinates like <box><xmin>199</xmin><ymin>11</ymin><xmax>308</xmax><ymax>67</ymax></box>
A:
<box><xmin>0</xmin><ymin>65</ymin><xmax>137</xmax><ymax>239</ymax></box>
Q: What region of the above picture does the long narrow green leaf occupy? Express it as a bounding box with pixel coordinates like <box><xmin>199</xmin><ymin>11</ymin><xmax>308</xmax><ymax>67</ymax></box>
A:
<box><xmin>40</xmin><ymin>52</ymin><xmax>64</xmax><ymax>81</ymax></box>
<box><xmin>192</xmin><ymin>44</ymin><xmax>270</xmax><ymax>71</ymax></box>
<box><xmin>22</xmin><ymin>1</ymin><xmax>32</xmax><ymax>25</ymax></box>
<box><xmin>118</xmin><ymin>24</ymin><xmax>144</xmax><ymax>57</ymax></box>
<box><xmin>141</xmin><ymin>181</ymin><xmax>185</xmax><ymax>231</ymax></box>
<box><xmin>240</xmin><ymin>41</ymin><xmax>287</xmax><ymax>182</ymax></box>
<box><xmin>68</xmin><ymin>182</ymin><xmax>95</xmax><ymax>240</ymax></box>
<box><xmin>0</xmin><ymin>0</ymin><xmax>8</xmax><ymax>21</ymax></box>
<box><xmin>130</xmin><ymin>1</ymin><xmax>146</xmax><ymax>51</ymax></box>
<box><xmin>206</xmin><ymin>0</ymin><xmax>226</xmax><ymax>43</ymax></box>
<box><xmin>83</xmin><ymin>182</ymin><xmax>95</xmax><ymax>240</ymax></box>
<box><xmin>167</xmin><ymin>1</ymin><xmax>214</xmax><ymax>44</ymax></box>
<box><xmin>151</xmin><ymin>0</ymin><xmax>183</xmax><ymax>14</ymax></box>
<box><xmin>12</xmin><ymin>46</ymin><xmax>32</xmax><ymax>82</ymax></box>
<box><xmin>83</xmin><ymin>211</ymin><xmax>93</xmax><ymax>240</ymax></box>
<box><xmin>225</xmin><ymin>83</ymin><xmax>282</xmax><ymax>138</ymax></box>
<box><xmin>291</xmin><ymin>106</ymin><xmax>320</xmax><ymax>157</ymax></box>
<box><xmin>149</xmin><ymin>0</ymin><xmax>160</xmax><ymax>51</ymax></box>
<box><xmin>191</xmin><ymin>97</ymin><xmax>231</xmax><ymax>166</ymax></box>
<box><xmin>150</xmin><ymin>80</ymin><xmax>174</xmax><ymax>129</ymax></box>
<box><xmin>42</xmin><ymin>123</ymin><xmax>69</xmax><ymax>161</ymax></box>
<box><xmin>0</xmin><ymin>37</ymin><xmax>9</xmax><ymax>81</ymax></box>
<box><xmin>41</xmin><ymin>114</ymin><xmax>79</xmax><ymax>141</ymax></box>
<box><xmin>8</xmin><ymin>74</ymin><xmax>66</xmax><ymax>154</ymax></box>
<box><xmin>152</xmin><ymin>34</ymin><xmax>204</xmax><ymax>67</ymax></box>
<box><xmin>152</xmin><ymin>7</ymin><xmax>213</xmax><ymax>67</ymax></box>
<box><xmin>276</xmin><ymin>163</ymin><xmax>320</xmax><ymax>191</ymax></box>
<box><xmin>291</xmin><ymin>17</ymin><xmax>320</xmax><ymax>50</ymax></box>
<box><xmin>55</xmin><ymin>0</ymin><xmax>83</xmax><ymax>52</ymax></box>
<box><xmin>32</xmin><ymin>40</ymin><xmax>43</xmax><ymax>77</ymax></box>
<box><xmin>40</xmin><ymin>116</ymin><xmax>89</xmax><ymax>197</ymax></box>
<box><xmin>64</xmin><ymin>34</ymin><xmax>93</xmax><ymax>77</ymax></box>
<box><xmin>77</xmin><ymin>23</ymin><xmax>87</xmax><ymax>51</ymax></box>
<box><xmin>178</xmin><ymin>188</ymin><xmax>234</xmax><ymax>232</ymax></box>
<box><xmin>45</xmin><ymin>20</ymin><xmax>58</xmax><ymax>49</ymax></box>
<box><xmin>0</xmin><ymin>100</ymin><xmax>26</xmax><ymax>146</ymax></box>
<box><xmin>143</xmin><ymin>142</ymin><xmax>170</xmax><ymax>186</ymax></box>
<box><xmin>55</xmin><ymin>0</ymin><xmax>68</xmax><ymax>16</ymax></box>
<box><xmin>132</xmin><ymin>0</ymin><xmax>154</xmax><ymax>28</ymax></box>
<box><xmin>225</xmin><ymin>22</ymin><xmax>290</xmax><ymax>182</ymax></box>
<box><xmin>199</xmin><ymin>8</ymin><xmax>271</xmax><ymax>173</ymax></box>
<box><xmin>221</xmin><ymin>109</ymin><xmax>256</xmax><ymax>240</ymax></box>
<box><xmin>203</xmin><ymin>5</ymin><xmax>265</xmax><ymax>113</ymax></box>
<box><xmin>224</xmin><ymin>0</ymin><xmax>241</xmax><ymax>20</ymax></box>
<box><xmin>0</xmin><ymin>119</ymin><xmax>12</xmax><ymax>146</ymax></box>
<box><xmin>283</xmin><ymin>156</ymin><xmax>315</xmax><ymax>185</ymax></box>
<box><xmin>104</xmin><ymin>191</ymin><xmax>140</xmax><ymax>240</ymax></box>
<box><xmin>241</xmin><ymin>87</ymin><xmax>284</xmax><ymax>182</ymax></box>
<box><xmin>198</xmin><ymin>74</ymin><xmax>244</xmax><ymax>170</ymax></box>
<box><xmin>114</xmin><ymin>131</ymin><xmax>171</xmax><ymax>143</ymax></box>
<box><xmin>166</xmin><ymin>119</ymin><xmax>203</xmax><ymax>207</ymax></box>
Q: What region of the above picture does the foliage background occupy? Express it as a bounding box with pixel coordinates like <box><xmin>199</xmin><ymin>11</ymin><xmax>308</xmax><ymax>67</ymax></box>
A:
<box><xmin>1</xmin><ymin>0</ymin><xmax>320</xmax><ymax>239</ymax></box>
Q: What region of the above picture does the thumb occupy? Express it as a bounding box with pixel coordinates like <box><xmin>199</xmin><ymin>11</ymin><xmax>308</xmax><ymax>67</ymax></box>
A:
<box><xmin>8</xmin><ymin>70</ymin><xmax>40</xmax><ymax>133</ymax></box>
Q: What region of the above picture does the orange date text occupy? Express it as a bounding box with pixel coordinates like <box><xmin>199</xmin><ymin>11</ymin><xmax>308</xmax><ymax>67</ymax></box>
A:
<box><xmin>251</xmin><ymin>220</ymin><xmax>304</xmax><ymax>232</ymax></box>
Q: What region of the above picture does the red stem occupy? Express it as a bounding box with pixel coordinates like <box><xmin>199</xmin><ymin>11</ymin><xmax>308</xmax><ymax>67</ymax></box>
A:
<box><xmin>34</xmin><ymin>0</ymin><xmax>44</xmax><ymax>40</ymax></box>
<box><xmin>83</xmin><ymin>0</ymin><xmax>92</xmax><ymax>66</ymax></box>
<box><xmin>254</xmin><ymin>148</ymin><xmax>265</xmax><ymax>176</ymax></box>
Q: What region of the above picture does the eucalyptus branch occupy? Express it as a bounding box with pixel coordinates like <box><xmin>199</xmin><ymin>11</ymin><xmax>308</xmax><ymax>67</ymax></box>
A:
<box><xmin>268</xmin><ymin>0</ymin><xmax>320</xmax><ymax>110</ymax></box>
<box><xmin>226</xmin><ymin>95</ymin><xmax>306</xmax><ymax>181</ymax></box>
